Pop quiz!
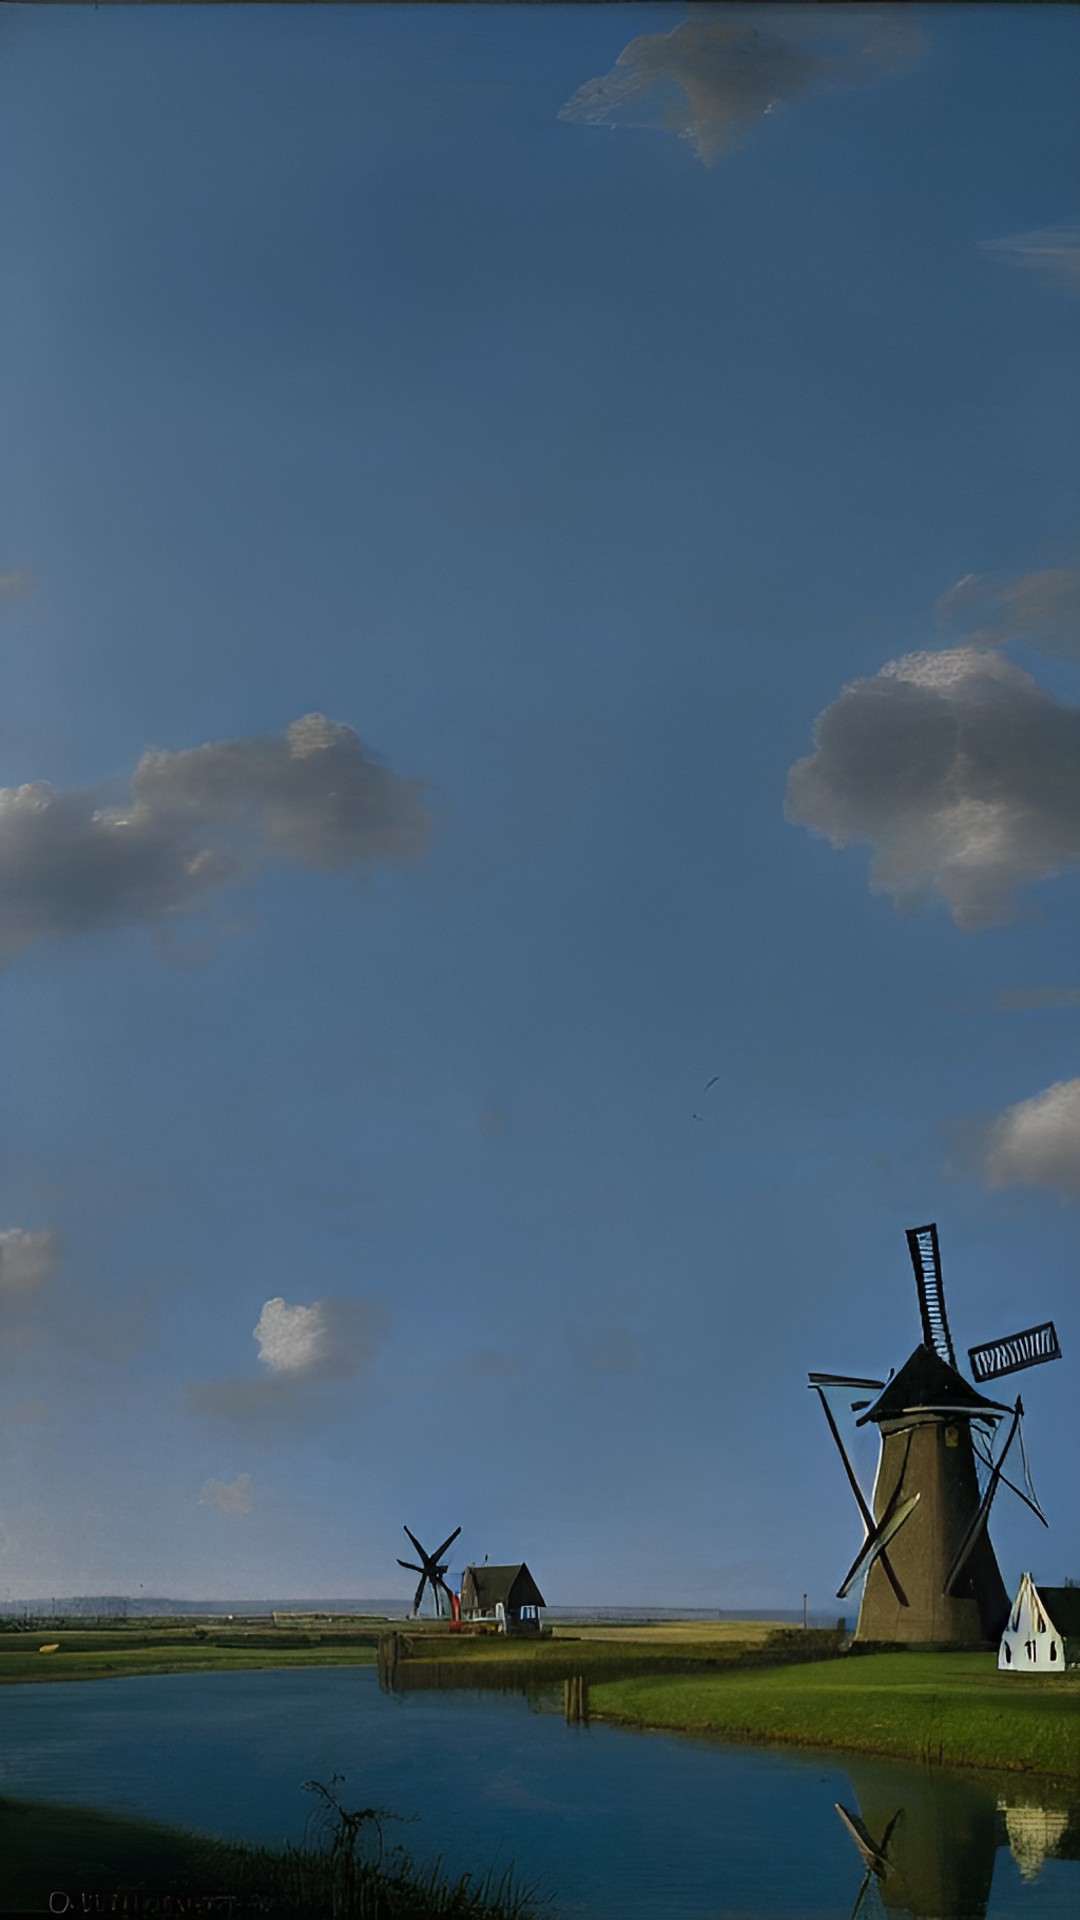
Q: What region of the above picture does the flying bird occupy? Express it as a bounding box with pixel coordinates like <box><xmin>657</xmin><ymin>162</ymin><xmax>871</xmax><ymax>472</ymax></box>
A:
<box><xmin>704</xmin><ymin>1075</ymin><xmax>719</xmax><ymax>1090</ymax></box>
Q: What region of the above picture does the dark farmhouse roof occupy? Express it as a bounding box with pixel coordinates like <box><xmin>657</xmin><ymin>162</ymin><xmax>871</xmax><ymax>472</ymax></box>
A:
<box><xmin>461</xmin><ymin>1563</ymin><xmax>546</xmax><ymax>1612</ymax></box>
<box><xmin>858</xmin><ymin>1345</ymin><xmax>1010</xmax><ymax>1426</ymax></box>
<box><xmin>1038</xmin><ymin>1586</ymin><xmax>1080</xmax><ymax>1637</ymax></box>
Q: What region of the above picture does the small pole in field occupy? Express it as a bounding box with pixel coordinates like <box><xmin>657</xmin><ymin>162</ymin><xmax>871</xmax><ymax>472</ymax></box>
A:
<box><xmin>803</xmin><ymin>1592</ymin><xmax>808</xmax><ymax>1631</ymax></box>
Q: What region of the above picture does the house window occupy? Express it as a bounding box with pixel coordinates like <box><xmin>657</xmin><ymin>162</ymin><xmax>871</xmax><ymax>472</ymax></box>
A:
<box><xmin>1003</xmin><ymin>1642</ymin><xmax>1012</xmax><ymax>1664</ymax></box>
<box><xmin>1050</xmin><ymin>1641</ymin><xmax>1058</xmax><ymax>1662</ymax></box>
<box><xmin>944</xmin><ymin>1425</ymin><xmax>959</xmax><ymax>1448</ymax></box>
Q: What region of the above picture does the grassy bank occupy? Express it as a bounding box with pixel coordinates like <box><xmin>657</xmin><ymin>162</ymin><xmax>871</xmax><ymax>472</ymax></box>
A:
<box><xmin>383</xmin><ymin>1622</ymin><xmax>849</xmax><ymax>1694</ymax></box>
<box><xmin>589</xmin><ymin>1651</ymin><xmax>1080</xmax><ymax>1780</ymax></box>
<box><xmin>0</xmin><ymin>1786</ymin><xmax>545</xmax><ymax>1917</ymax></box>
<box><xmin>0</xmin><ymin>1624</ymin><xmax>379</xmax><ymax>1687</ymax></box>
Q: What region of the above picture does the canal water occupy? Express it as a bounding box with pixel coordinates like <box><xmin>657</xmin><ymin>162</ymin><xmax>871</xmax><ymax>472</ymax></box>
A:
<box><xmin>1</xmin><ymin>1665</ymin><xmax>1077</xmax><ymax>1918</ymax></box>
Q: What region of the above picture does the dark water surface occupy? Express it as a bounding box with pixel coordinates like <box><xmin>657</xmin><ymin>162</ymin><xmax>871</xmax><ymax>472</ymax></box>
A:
<box><xmin>1</xmin><ymin>1666</ymin><xmax>1077</xmax><ymax>1918</ymax></box>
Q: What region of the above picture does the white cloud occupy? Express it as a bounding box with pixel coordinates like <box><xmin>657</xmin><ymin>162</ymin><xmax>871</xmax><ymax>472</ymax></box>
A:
<box><xmin>0</xmin><ymin>1229</ymin><xmax>59</xmax><ymax>1292</ymax></box>
<box><xmin>0</xmin><ymin>714</ymin><xmax>429</xmax><ymax>963</ymax></box>
<box><xmin>785</xmin><ymin>646</ymin><xmax>1080</xmax><ymax>929</ymax></box>
<box><xmin>0</xmin><ymin>571</ymin><xmax>33</xmax><ymax>602</ymax></box>
<box><xmin>984</xmin><ymin>1078</ymin><xmax>1080</xmax><ymax>1199</ymax></box>
<box><xmin>979</xmin><ymin>227</ymin><xmax>1080</xmax><ymax>297</ymax></box>
<box><xmin>199</xmin><ymin>1473</ymin><xmax>252</xmax><ymax>1516</ymax></box>
<box><xmin>255</xmin><ymin>1297</ymin><xmax>331</xmax><ymax>1375</ymax></box>
<box><xmin>559</xmin><ymin>5</ymin><xmax>923</xmax><ymax>167</ymax></box>
<box><xmin>189</xmin><ymin>1296</ymin><xmax>388</xmax><ymax>1423</ymax></box>
<box><xmin>936</xmin><ymin>567</ymin><xmax>1080</xmax><ymax>662</ymax></box>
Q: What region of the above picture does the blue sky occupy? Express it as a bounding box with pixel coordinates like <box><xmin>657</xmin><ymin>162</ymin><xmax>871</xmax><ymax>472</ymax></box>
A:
<box><xmin>1</xmin><ymin>4</ymin><xmax>1077</xmax><ymax>1611</ymax></box>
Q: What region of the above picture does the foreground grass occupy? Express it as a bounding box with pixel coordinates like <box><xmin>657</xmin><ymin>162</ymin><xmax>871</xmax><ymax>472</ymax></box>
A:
<box><xmin>0</xmin><ymin>1787</ymin><xmax>546</xmax><ymax>1918</ymax></box>
<box><xmin>0</xmin><ymin>1626</ymin><xmax>378</xmax><ymax>1687</ymax></box>
<box><xmin>589</xmin><ymin>1651</ymin><xmax>1080</xmax><ymax>1780</ymax></box>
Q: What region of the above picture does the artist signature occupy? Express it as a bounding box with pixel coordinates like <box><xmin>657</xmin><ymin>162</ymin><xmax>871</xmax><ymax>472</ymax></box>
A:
<box><xmin>49</xmin><ymin>1895</ymin><xmax>270</xmax><ymax>1917</ymax></box>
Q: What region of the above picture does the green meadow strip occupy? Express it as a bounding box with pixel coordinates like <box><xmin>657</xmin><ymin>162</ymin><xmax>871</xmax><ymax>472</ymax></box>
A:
<box><xmin>588</xmin><ymin>1651</ymin><xmax>1080</xmax><ymax>1780</ymax></box>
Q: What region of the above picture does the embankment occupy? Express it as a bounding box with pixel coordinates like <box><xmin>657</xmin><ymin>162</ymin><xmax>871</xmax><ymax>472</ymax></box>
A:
<box><xmin>588</xmin><ymin>1650</ymin><xmax>1080</xmax><ymax>1780</ymax></box>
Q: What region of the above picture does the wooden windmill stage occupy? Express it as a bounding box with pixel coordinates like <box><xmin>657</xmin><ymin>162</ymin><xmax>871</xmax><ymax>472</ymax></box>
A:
<box><xmin>810</xmin><ymin>1224</ymin><xmax>1061</xmax><ymax>1648</ymax></box>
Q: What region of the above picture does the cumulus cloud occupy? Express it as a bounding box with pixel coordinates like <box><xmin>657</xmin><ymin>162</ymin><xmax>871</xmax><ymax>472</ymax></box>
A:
<box><xmin>199</xmin><ymin>1472</ymin><xmax>252</xmax><ymax>1516</ymax></box>
<box><xmin>984</xmin><ymin>1078</ymin><xmax>1080</xmax><ymax>1198</ymax></box>
<box><xmin>785</xmin><ymin>647</ymin><xmax>1080</xmax><ymax>929</ymax></box>
<box><xmin>979</xmin><ymin>227</ymin><xmax>1080</xmax><ymax>297</ymax></box>
<box><xmin>0</xmin><ymin>1229</ymin><xmax>59</xmax><ymax>1292</ymax></box>
<box><xmin>936</xmin><ymin>567</ymin><xmax>1080</xmax><ymax>662</ymax></box>
<box><xmin>0</xmin><ymin>571</ymin><xmax>33</xmax><ymax>602</ymax></box>
<box><xmin>189</xmin><ymin>1295</ymin><xmax>387</xmax><ymax>1423</ymax></box>
<box><xmin>558</xmin><ymin>5</ymin><xmax>922</xmax><ymax>166</ymax></box>
<box><xmin>256</xmin><ymin>1296</ymin><xmax>338</xmax><ymax>1376</ymax></box>
<box><xmin>0</xmin><ymin>714</ymin><xmax>429</xmax><ymax>963</ymax></box>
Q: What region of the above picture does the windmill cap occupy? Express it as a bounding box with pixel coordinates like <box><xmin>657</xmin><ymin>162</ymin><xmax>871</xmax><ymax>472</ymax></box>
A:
<box><xmin>857</xmin><ymin>1344</ymin><xmax>1011</xmax><ymax>1425</ymax></box>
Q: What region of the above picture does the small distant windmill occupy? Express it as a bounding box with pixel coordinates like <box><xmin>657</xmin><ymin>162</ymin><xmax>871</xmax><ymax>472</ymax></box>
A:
<box><xmin>397</xmin><ymin>1524</ymin><xmax>462</xmax><ymax>1621</ymax></box>
<box><xmin>810</xmin><ymin>1224</ymin><xmax>1061</xmax><ymax>1647</ymax></box>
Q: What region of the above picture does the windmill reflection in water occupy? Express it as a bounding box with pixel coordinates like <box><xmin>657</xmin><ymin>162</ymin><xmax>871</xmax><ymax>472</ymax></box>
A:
<box><xmin>836</xmin><ymin>1756</ymin><xmax>1080</xmax><ymax>1918</ymax></box>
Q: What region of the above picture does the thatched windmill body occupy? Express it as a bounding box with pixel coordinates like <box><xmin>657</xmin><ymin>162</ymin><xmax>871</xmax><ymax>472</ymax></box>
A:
<box><xmin>811</xmin><ymin>1224</ymin><xmax>1061</xmax><ymax>1647</ymax></box>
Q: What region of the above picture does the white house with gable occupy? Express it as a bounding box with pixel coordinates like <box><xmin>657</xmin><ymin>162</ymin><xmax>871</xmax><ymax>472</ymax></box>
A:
<box><xmin>999</xmin><ymin>1572</ymin><xmax>1080</xmax><ymax>1671</ymax></box>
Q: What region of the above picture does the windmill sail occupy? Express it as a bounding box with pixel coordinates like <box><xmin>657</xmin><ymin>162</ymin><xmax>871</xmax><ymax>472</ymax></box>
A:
<box><xmin>906</xmin><ymin>1222</ymin><xmax>956</xmax><ymax>1367</ymax></box>
<box><xmin>968</xmin><ymin>1320</ymin><xmax>1061</xmax><ymax>1383</ymax></box>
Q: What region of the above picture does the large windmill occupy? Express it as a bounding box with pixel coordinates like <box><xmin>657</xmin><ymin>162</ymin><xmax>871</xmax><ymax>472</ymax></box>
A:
<box><xmin>810</xmin><ymin>1224</ymin><xmax>1061</xmax><ymax>1647</ymax></box>
<box><xmin>397</xmin><ymin>1524</ymin><xmax>462</xmax><ymax>1621</ymax></box>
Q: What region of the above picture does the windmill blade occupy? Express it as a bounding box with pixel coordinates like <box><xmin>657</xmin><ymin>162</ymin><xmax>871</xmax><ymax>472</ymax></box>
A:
<box><xmin>944</xmin><ymin>1398</ymin><xmax>1022</xmax><ymax>1596</ymax></box>
<box><xmin>811</xmin><ymin>1387</ymin><xmax>875</xmax><ymax>1528</ymax></box>
<box><xmin>835</xmin><ymin>1804</ymin><xmax>892</xmax><ymax>1877</ymax></box>
<box><xmin>808</xmin><ymin>1373</ymin><xmax>885</xmax><ymax>1390</ymax></box>
<box><xmin>836</xmin><ymin>1429</ymin><xmax>918</xmax><ymax>1599</ymax></box>
<box><xmin>811</xmin><ymin>1385</ymin><xmax>908</xmax><ymax>1608</ymax></box>
<box><xmin>906</xmin><ymin>1222</ymin><xmax>956</xmax><ymax>1368</ymax></box>
<box><xmin>837</xmin><ymin>1494</ymin><xmax>920</xmax><ymax>1599</ymax></box>
<box><xmin>1017</xmin><ymin>1407</ymin><xmax>1049</xmax><ymax>1523</ymax></box>
<box><xmin>411</xmin><ymin>1573</ymin><xmax>428</xmax><ymax>1615</ymax></box>
<box><xmin>968</xmin><ymin>1320</ymin><xmax>1061</xmax><ymax>1384</ymax></box>
<box><xmin>848</xmin><ymin>1863</ymin><xmax>875</xmax><ymax>1920</ymax></box>
<box><xmin>403</xmin><ymin>1525</ymin><xmax>431</xmax><ymax>1565</ymax></box>
<box><xmin>432</xmin><ymin>1525</ymin><xmax>462</xmax><ymax>1565</ymax></box>
<box><xmin>396</xmin><ymin>1559</ymin><xmax>424</xmax><ymax>1574</ymax></box>
<box><xmin>971</xmin><ymin>1432</ymin><xmax>1048</xmax><ymax>1526</ymax></box>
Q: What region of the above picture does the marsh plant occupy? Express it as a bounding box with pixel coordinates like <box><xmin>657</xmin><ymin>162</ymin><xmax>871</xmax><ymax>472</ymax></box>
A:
<box><xmin>230</xmin><ymin>1774</ymin><xmax>549</xmax><ymax>1919</ymax></box>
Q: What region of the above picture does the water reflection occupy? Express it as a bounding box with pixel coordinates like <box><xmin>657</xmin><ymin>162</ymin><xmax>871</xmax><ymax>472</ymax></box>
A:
<box><xmin>2</xmin><ymin>1664</ymin><xmax>1077</xmax><ymax>1917</ymax></box>
<box><xmin>836</xmin><ymin>1755</ymin><xmax>1080</xmax><ymax>1918</ymax></box>
<box><xmin>380</xmin><ymin>1643</ymin><xmax>1080</xmax><ymax>1916</ymax></box>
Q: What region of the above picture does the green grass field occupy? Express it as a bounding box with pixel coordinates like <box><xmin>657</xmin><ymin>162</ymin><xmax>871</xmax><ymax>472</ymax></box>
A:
<box><xmin>589</xmin><ymin>1650</ymin><xmax>1080</xmax><ymax>1780</ymax></box>
<box><xmin>0</xmin><ymin>1623</ymin><xmax>379</xmax><ymax>1686</ymax></box>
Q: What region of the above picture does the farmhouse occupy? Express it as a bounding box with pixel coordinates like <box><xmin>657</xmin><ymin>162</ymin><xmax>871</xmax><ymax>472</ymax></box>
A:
<box><xmin>459</xmin><ymin>1562</ymin><xmax>545</xmax><ymax>1634</ymax></box>
<box><xmin>998</xmin><ymin>1573</ymin><xmax>1080</xmax><ymax>1671</ymax></box>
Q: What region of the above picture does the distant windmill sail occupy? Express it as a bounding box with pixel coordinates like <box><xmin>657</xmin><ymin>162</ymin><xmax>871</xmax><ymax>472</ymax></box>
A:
<box><xmin>968</xmin><ymin>1321</ymin><xmax>1061</xmax><ymax>1384</ymax></box>
<box><xmin>397</xmin><ymin>1523</ymin><xmax>462</xmax><ymax>1620</ymax></box>
<box><xmin>906</xmin><ymin>1222</ymin><xmax>956</xmax><ymax>1368</ymax></box>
